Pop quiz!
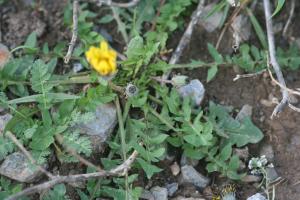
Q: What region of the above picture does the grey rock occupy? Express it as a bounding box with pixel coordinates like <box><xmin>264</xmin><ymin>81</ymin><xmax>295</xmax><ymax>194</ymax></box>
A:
<box><xmin>0</xmin><ymin>152</ymin><xmax>44</xmax><ymax>183</ymax></box>
<box><xmin>259</xmin><ymin>144</ymin><xmax>274</xmax><ymax>163</ymax></box>
<box><xmin>180</xmin><ymin>155</ymin><xmax>199</xmax><ymax>167</ymax></box>
<box><xmin>170</xmin><ymin>162</ymin><xmax>180</xmax><ymax>176</ymax></box>
<box><xmin>266</xmin><ymin>167</ymin><xmax>280</xmax><ymax>182</ymax></box>
<box><xmin>199</xmin><ymin>4</ymin><xmax>223</xmax><ymax>32</ymax></box>
<box><xmin>150</xmin><ymin>186</ymin><xmax>168</xmax><ymax>200</ymax></box>
<box><xmin>247</xmin><ymin>193</ymin><xmax>267</xmax><ymax>200</ymax></box>
<box><xmin>78</xmin><ymin>103</ymin><xmax>117</xmax><ymax>153</ymax></box>
<box><xmin>231</xmin><ymin>15</ymin><xmax>251</xmax><ymax>42</ymax></box>
<box><xmin>235</xmin><ymin>104</ymin><xmax>252</xmax><ymax>121</ymax></box>
<box><xmin>0</xmin><ymin>113</ymin><xmax>12</xmax><ymax>134</ymax></box>
<box><xmin>140</xmin><ymin>190</ymin><xmax>154</xmax><ymax>200</ymax></box>
<box><xmin>166</xmin><ymin>182</ymin><xmax>178</xmax><ymax>197</ymax></box>
<box><xmin>73</xmin><ymin>63</ymin><xmax>84</xmax><ymax>73</ymax></box>
<box><xmin>177</xmin><ymin>80</ymin><xmax>205</xmax><ymax>106</ymax></box>
<box><xmin>180</xmin><ymin>165</ymin><xmax>210</xmax><ymax>189</ymax></box>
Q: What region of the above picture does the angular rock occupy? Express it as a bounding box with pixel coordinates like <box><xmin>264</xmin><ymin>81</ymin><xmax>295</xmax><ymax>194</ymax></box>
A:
<box><xmin>266</xmin><ymin>167</ymin><xmax>280</xmax><ymax>182</ymax></box>
<box><xmin>247</xmin><ymin>193</ymin><xmax>267</xmax><ymax>200</ymax></box>
<box><xmin>0</xmin><ymin>152</ymin><xmax>44</xmax><ymax>183</ymax></box>
<box><xmin>180</xmin><ymin>155</ymin><xmax>199</xmax><ymax>167</ymax></box>
<box><xmin>166</xmin><ymin>182</ymin><xmax>179</xmax><ymax>197</ymax></box>
<box><xmin>235</xmin><ymin>104</ymin><xmax>252</xmax><ymax>121</ymax></box>
<box><xmin>177</xmin><ymin>80</ymin><xmax>205</xmax><ymax>106</ymax></box>
<box><xmin>231</xmin><ymin>14</ymin><xmax>251</xmax><ymax>42</ymax></box>
<box><xmin>141</xmin><ymin>190</ymin><xmax>155</xmax><ymax>200</ymax></box>
<box><xmin>180</xmin><ymin>165</ymin><xmax>210</xmax><ymax>189</ymax></box>
<box><xmin>259</xmin><ymin>144</ymin><xmax>274</xmax><ymax>163</ymax></box>
<box><xmin>199</xmin><ymin>3</ymin><xmax>223</xmax><ymax>32</ymax></box>
<box><xmin>150</xmin><ymin>186</ymin><xmax>168</xmax><ymax>200</ymax></box>
<box><xmin>0</xmin><ymin>113</ymin><xmax>12</xmax><ymax>134</ymax></box>
<box><xmin>77</xmin><ymin>103</ymin><xmax>117</xmax><ymax>153</ymax></box>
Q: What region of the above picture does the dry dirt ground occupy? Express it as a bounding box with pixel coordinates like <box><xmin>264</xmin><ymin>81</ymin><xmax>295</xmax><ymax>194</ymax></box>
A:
<box><xmin>1</xmin><ymin>1</ymin><xmax>300</xmax><ymax>200</ymax></box>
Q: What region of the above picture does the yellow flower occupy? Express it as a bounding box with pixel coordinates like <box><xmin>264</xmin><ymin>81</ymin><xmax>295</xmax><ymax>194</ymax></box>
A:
<box><xmin>85</xmin><ymin>41</ymin><xmax>117</xmax><ymax>76</ymax></box>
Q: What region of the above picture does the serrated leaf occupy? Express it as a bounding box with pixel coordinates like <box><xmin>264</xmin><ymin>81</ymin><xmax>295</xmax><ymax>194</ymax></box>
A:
<box><xmin>62</xmin><ymin>132</ymin><xmax>92</xmax><ymax>156</ymax></box>
<box><xmin>207</xmin><ymin>64</ymin><xmax>218</xmax><ymax>82</ymax></box>
<box><xmin>209</xmin><ymin>103</ymin><xmax>263</xmax><ymax>147</ymax></box>
<box><xmin>30</xmin><ymin>59</ymin><xmax>54</xmax><ymax>93</ymax></box>
<box><xmin>137</xmin><ymin>158</ymin><xmax>162</xmax><ymax>179</ymax></box>
<box><xmin>126</xmin><ymin>36</ymin><xmax>144</xmax><ymax>58</ymax></box>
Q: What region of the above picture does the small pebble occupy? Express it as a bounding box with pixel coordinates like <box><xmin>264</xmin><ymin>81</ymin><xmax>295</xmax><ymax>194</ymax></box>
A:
<box><xmin>247</xmin><ymin>193</ymin><xmax>267</xmax><ymax>200</ymax></box>
<box><xmin>170</xmin><ymin>162</ymin><xmax>181</xmax><ymax>176</ymax></box>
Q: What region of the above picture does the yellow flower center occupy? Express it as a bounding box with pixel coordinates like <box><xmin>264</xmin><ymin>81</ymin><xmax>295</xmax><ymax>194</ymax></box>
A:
<box><xmin>85</xmin><ymin>41</ymin><xmax>117</xmax><ymax>76</ymax></box>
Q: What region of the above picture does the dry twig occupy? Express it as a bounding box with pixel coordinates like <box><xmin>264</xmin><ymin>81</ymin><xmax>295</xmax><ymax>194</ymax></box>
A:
<box><xmin>233</xmin><ymin>69</ymin><xmax>266</xmax><ymax>81</ymax></box>
<box><xmin>5</xmin><ymin>131</ymin><xmax>54</xmax><ymax>179</ymax></box>
<box><xmin>162</xmin><ymin>0</ymin><xmax>205</xmax><ymax>81</ymax></box>
<box><xmin>282</xmin><ymin>0</ymin><xmax>295</xmax><ymax>37</ymax></box>
<box><xmin>264</xmin><ymin>0</ymin><xmax>289</xmax><ymax>118</ymax></box>
<box><xmin>64</xmin><ymin>0</ymin><xmax>79</xmax><ymax>64</ymax></box>
<box><xmin>6</xmin><ymin>150</ymin><xmax>138</xmax><ymax>200</ymax></box>
<box><xmin>97</xmin><ymin>0</ymin><xmax>140</xmax><ymax>8</ymax></box>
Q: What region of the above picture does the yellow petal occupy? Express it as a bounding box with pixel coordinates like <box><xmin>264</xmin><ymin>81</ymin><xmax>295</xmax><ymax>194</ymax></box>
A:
<box><xmin>100</xmin><ymin>41</ymin><xmax>109</xmax><ymax>51</ymax></box>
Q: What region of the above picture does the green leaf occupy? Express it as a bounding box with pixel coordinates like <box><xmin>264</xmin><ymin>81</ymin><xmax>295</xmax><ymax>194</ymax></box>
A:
<box><xmin>219</xmin><ymin>143</ymin><xmax>232</xmax><ymax>161</ymax></box>
<box><xmin>99</xmin><ymin>15</ymin><xmax>114</xmax><ymax>24</ymax></box>
<box><xmin>228</xmin><ymin>155</ymin><xmax>240</xmax><ymax>171</ymax></box>
<box><xmin>126</xmin><ymin>35</ymin><xmax>144</xmax><ymax>58</ymax></box>
<box><xmin>43</xmin><ymin>184</ymin><xmax>67</xmax><ymax>200</ymax></box>
<box><xmin>0</xmin><ymin>137</ymin><xmax>14</xmax><ymax>160</ymax></box>
<box><xmin>62</xmin><ymin>132</ymin><xmax>92</xmax><ymax>156</ymax></box>
<box><xmin>24</xmin><ymin>32</ymin><xmax>37</xmax><ymax>49</ymax></box>
<box><xmin>272</xmin><ymin>0</ymin><xmax>285</xmax><ymax>17</ymax></box>
<box><xmin>207</xmin><ymin>43</ymin><xmax>223</xmax><ymax>63</ymax></box>
<box><xmin>207</xmin><ymin>64</ymin><xmax>218</xmax><ymax>82</ymax></box>
<box><xmin>137</xmin><ymin>158</ymin><xmax>162</xmax><ymax>179</ymax></box>
<box><xmin>30</xmin><ymin>59</ymin><xmax>54</xmax><ymax>94</ymax></box>
<box><xmin>30</xmin><ymin>127</ymin><xmax>55</xmax><ymax>150</ymax></box>
<box><xmin>7</xmin><ymin>93</ymin><xmax>80</xmax><ymax>104</ymax></box>
<box><xmin>209</xmin><ymin>103</ymin><xmax>263</xmax><ymax>147</ymax></box>
<box><xmin>148</xmin><ymin>134</ymin><xmax>168</xmax><ymax>144</ymax></box>
<box><xmin>247</xmin><ymin>8</ymin><xmax>268</xmax><ymax>49</ymax></box>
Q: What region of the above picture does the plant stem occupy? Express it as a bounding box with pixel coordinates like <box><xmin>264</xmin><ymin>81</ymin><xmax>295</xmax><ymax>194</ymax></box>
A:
<box><xmin>115</xmin><ymin>97</ymin><xmax>129</xmax><ymax>200</ymax></box>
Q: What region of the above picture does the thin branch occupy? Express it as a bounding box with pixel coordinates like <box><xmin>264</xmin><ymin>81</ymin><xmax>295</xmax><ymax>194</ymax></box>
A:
<box><xmin>5</xmin><ymin>131</ymin><xmax>54</xmax><ymax>179</ymax></box>
<box><xmin>233</xmin><ymin>69</ymin><xmax>266</xmax><ymax>81</ymax></box>
<box><xmin>162</xmin><ymin>0</ymin><xmax>205</xmax><ymax>81</ymax></box>
<box><xmin>215</xmin><ymin>0</ymin><xmax>250</xmax><ymax>50</ymax></box>
<box><xmin>264</xmin><ymin>0</ymin><xmax>289</xmax><ymax>118</ymax></box>
<box><xmin>267</xmin><ymin>65</ymin><xmax>300</xmax><ymax>97</ymax></box>
<box><xmin>98</xmin><ymin>0</ymin><xmax>140</xmax><ymax>8</ymax></box>
<box><xmin>64</xmin><ymin>0</ymin><xmax>79</xmax><ymax>64</ymax></box>
<box><xmin>6</xmin><ymin>150</ymin><xmax>138</xmax><ymax>200</ymax></box>
<box><xmin>282</xmin><ymin>0</ymin><xmax>295</xmax><ymax>37</ymax></box>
